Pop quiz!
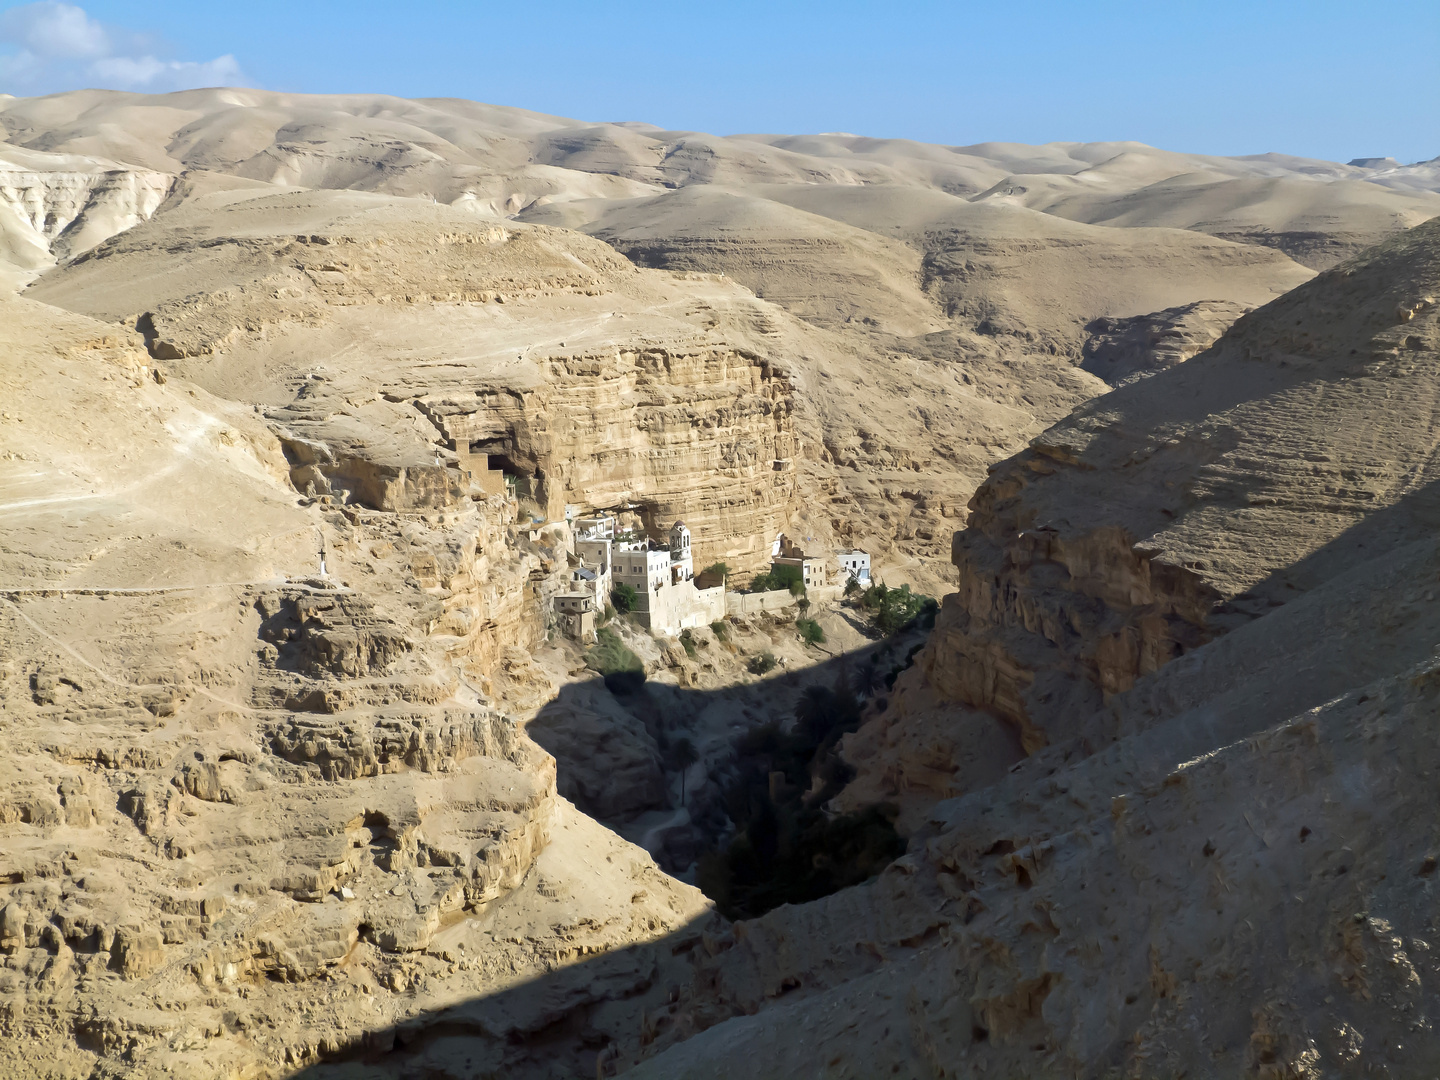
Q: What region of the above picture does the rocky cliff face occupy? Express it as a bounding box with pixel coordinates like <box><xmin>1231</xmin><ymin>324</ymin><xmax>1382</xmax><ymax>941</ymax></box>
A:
<box><xmin>590</xmin><ymin>219</ymin><xmax>1440</xmax><ymax>1080</ymax></box>
<box><xmin>1080</xmin><ymin>298</ymin><xmax>1252</xmax><ymax>387</ymax></box>
<box><xmin>29</xmin><ymin>189</ymin><xmax>807</xmax><ymax>574</ymax></box>
<box><xmin>0</xmin><ymin>284</ymin><xmax>711</xmax><ymax>1077</ymax></box>
<box><xmin>418</xmin><ymin>343</ymin><xmax>798</xmax><ymax>568</ymax></box>
<box><xmin>0</xmin><ymin>145</ymin><xmax>172</xmax><ymax>286</ymax></box>
<box><xmin>841</xmin><ymin>214</ymin><xmax>1440</xmax><ymax>824</ymax></box>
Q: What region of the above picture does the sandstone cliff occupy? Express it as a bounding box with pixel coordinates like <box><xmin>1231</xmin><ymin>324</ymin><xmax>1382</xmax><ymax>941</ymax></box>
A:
<box><xmin>839</xmin><ymin>215</ymin><xmax>1440</xmax><ymax>828</ymax></box>
<box><xmin>587</xmin><ymin>216</ymin><xmax>1440</xmax><ymax>1080</ymax></box>
<box><xmin>0</xmin><ymin>289</ymin><xmax>710</xmax><ymax>1077</ymax></box>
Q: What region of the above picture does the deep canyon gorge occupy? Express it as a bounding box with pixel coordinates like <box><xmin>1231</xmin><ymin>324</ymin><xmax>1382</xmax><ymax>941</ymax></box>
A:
<box><xmin>1</xmin><ymin>89</ymin><xmax>1439</xmax><ymax>1078</ymax></box>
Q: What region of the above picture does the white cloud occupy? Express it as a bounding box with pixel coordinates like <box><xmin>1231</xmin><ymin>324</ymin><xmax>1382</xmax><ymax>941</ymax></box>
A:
<box><xmin>0</xmin><ymin>2</ymin><xmax>245</xmax><ymax>94</ymax></box>
<box><xmin>1</xmin><ymin>1</ymin><xmax>107</xmax><ymax>58</ymax></box>
<box><xmin>89</xmin><ymin>53</ymin><xmax>244</xmax><ymax>90</ymax></box>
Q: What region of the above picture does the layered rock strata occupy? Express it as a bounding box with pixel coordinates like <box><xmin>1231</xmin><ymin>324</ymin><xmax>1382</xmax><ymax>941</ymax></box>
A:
<box><xmin>0</xmin><ymin>295</ymin><xmax>711</xmax><ymax>1077</ymax></box>
<box><xmin>619</xmin><ymin>652</ymin><xmax>1440</xmax><ymax>1078</ymax></box>
<box><xmin>29</xmin><ymin>190</ymin><xmax>806</xmax><ymax>573</ymax></box>
<box><xmin>0</xmin><ymin>144</ymin><xmax>172</xmax><ymax>287</ymax></box>
<box><xmin>1080</xmin><ymin>298</ymin><xmax>1251</xmax><ymax>387</ymax></box>
<box><xmin>418</xmin><ymin>343</ymin><xmax>798</xmax><ymax>566</ymax></box>
<box><xmin>570</xmin><ymin>217</ymin><xmax>1440</xmax><ymax>1080</ymax></box>
<box><xmin>841</xmin><ymin>214</ymin><xmax>1440</xmax><ymax>822</ymax></box>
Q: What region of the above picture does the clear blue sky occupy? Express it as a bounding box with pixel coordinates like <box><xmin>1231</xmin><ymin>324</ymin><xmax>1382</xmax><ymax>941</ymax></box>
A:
<box><xmin>2</xmin><ymin>0</ymin><xmax>1436</xmax><ymax>163</ymax></box>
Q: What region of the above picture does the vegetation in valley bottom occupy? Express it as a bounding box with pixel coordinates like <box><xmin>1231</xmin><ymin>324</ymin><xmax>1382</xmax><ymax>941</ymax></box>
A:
<box><xmin>697</xmin><ymin>674</ymin><xmax>905</xmax><ymax>919</ymax></box>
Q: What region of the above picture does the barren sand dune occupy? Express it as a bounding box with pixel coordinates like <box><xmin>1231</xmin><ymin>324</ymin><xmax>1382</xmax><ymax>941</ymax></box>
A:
<box><xmin>1</xmin><ymin>88</ymin><xmax>1438</xmax><ymax>1078</ymax></box>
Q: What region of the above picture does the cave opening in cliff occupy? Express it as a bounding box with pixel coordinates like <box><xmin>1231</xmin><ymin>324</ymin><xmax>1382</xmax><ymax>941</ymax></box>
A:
<box><xmin>474</xmin><ymin>447</ymin><xmax>527</xmax><ymax>479</ymax></box>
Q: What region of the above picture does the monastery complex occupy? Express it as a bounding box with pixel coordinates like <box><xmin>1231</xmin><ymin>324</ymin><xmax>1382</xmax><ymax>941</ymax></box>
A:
<box><xmin>552</xmin><ymin>510</ymin><xmax>872</xmax><ymax>642</ymax></box>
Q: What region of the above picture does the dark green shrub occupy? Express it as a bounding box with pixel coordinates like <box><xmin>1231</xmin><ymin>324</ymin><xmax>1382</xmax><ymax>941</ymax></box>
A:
<box><xmin>796</xmin><ymin>617</ymin><xmax>825</xmax><ymax>645</ymax></box>
<box><xmin>702</xmin><ymin>562</ymin><xmax>731</xmax><ymax>578</ymax></box>
<box><xmin>710</xmin><ymin>620</ymin><xmax>728</xmax><ymax>640</ymax></box>
<box><xmin>587</xmin><ymin>626</ymin><xmax>645</xmax><ymax>694</ymax></box>
<box><xmin>680</xmin><ymin>629</ymin><xmax>698</xmax><ymax>659</ymax></box>
<box><xmin>862</xmin><ymin>582</ymin><xmax>936</xmax><ymax>635</ymax></box>
<box><xmin>748</xmin><ymin>651</ymin><xmax>777</xmax><ymax>675</ymax></box>
<box><xmin>610</xmin><ymin>582</ymin><xmax>638</xmax><ymax>614</ymax></box>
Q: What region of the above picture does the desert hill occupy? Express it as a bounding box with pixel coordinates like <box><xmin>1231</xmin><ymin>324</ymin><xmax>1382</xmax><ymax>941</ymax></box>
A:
<box><xmin>1</xmin><ymin>87</ymin><xmax>1439</xmax><ymax>1078</ymax></box>
<box><xmin>612</xmin><ymin>212</ymin><xmax>1440</xmax><ymax>1080</ymax></box>
<box><xmin>0</xmin><ymin>273</ymin><xmax>731</xmax><ymax>1077</ymax></box>
<box><xmin>9</xmin><ymin>88</ymin><xmax>1418</xmax><ymax>590</ymax></box>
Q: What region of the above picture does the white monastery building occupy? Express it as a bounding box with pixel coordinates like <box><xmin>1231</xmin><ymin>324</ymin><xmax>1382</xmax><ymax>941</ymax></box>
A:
<box><xmin>771</xmin><ymin>532</ymin><xmax>827</xmax><ymax>589</ymax></box>
<box><xmin>838</xmin><ymin>549</ymin><xmax>871</xmax><ymax>586</ymax></box>
<box><xmin>566</xmin><ymin>516</ymin><xmax>722</xmax><ymax>634</ymax></box>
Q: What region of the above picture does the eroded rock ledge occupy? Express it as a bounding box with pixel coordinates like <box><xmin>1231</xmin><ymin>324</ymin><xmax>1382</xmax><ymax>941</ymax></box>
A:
<box><xmin>840</xmin><ymin>214</ymin><xmax>1440</xmax><ymax>823</ymax></box>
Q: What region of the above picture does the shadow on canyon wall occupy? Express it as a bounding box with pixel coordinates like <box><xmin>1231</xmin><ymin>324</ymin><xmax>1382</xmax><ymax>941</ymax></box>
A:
<box><xmin>526</xmin><ymin>621</ymin><xmax>926</xmax><ymax>914</ymax></box>
<box><xmin>279</xmin><ymin>483</ymin><xmax>1440</xmax><ymax>1079</ymax></box>
<box><xmin>280</xmin><ymin>631</ymin><xmax>932</xmax><ymax>1080</ymax></box>
<box><xmin>283</xmin><ymin>910</ymin><xmax>723</xmax><ymax>1079</ymax></box>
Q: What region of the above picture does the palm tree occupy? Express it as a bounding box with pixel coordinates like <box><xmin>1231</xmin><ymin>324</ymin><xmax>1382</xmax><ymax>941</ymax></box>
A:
<box><xmin>852</xmin><ymin>659</ymin><xmax>882</xmax><ymax>699</ymax></box>
<box><xmin>794</xmin><ymin>685</ymin><xmax>836</xmax><ymax>743</ymax></box>
<box><xmin>672</xmin><ymin>737</ymin><xmax>699</xmax><ymax>806</ymax></box>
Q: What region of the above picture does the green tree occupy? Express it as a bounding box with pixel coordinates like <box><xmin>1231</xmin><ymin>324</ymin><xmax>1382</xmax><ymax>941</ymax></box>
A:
<box><xmin>853</xmin><ymin>656</ymin><xmax>881</xmax><ymax>698</ymax></box>
<box><xmin>794</xmin><ymin>685</ymin><xmax>835</xmax><ymax>742</ymax></box>
<box><xmin>861</xmin><ymin>581</ymin><xmax>936</xmax><ymax>635</ymax></box>
<box><xmin>611</xmin><ymin>582</ymin><xmax>638</xmax><ymax>614</ymax></box>
<box><xmin>796</xmin><ymin>617</ymin><xmax>825</xmax><ymax>645</ymax></box>
<box><xmin>770</xmin><ymin>564</ymin><xmax>804</xmax><ymax>593</ymax></box>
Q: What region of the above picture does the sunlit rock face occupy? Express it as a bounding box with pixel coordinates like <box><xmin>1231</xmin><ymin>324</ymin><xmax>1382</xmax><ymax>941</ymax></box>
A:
<box><xmin>3</xmin><ymin>86</ymin><xmax>1440</xmax><ymax>1079</ymax></box>
<box><xmin>0</xmin><ymin>144</ymin><xmax>172</xmax><ymax>287</ymax></box>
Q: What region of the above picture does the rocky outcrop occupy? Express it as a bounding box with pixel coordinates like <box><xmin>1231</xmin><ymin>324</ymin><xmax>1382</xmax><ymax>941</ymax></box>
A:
<box><xmin>841</xmin><ymin>214</ymin><xmax>1440</xmax><ymax>822</ymax></box>
<box><xmin>561</xmin><ymin>220</ymin><xmax>1440</xmax><ymax>1080</ymax></box>
<box><xmin>0</xmin><ymin>295</ymin><xmax>711</xmax><ymax>1077</ymax></box>
<box><xmin>0</xmin><ymin>539</ymin><xmax>565</xmax><ymax>1071</ymax></box>
<box><xmin>418</xmin><ymin>343</ymin><xmax>799</xmax><ymax>569</ymax></box>
<box><xmin>618</xmin><ymin>652</ymin><xmax>1440</xmax><ymax>1078</ymax></box>
<box><xmin>0</xmin><ymin>145</ymin><xmax>172</xmax><ymax>285</ymax></box>
<box><xmin>28</xmin><ymin>190</ymin><xmax>808</xmax><ymax>576</ymax></box>
<box><xmin>527</xmin><ymin>687</ymin><xmax>667</xmax><ymax>819</ymax></box>
<box><xmin>1080</xmin><ymin>298</ymin><xmax>1250</xmax><ymax>386</ymax></box>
